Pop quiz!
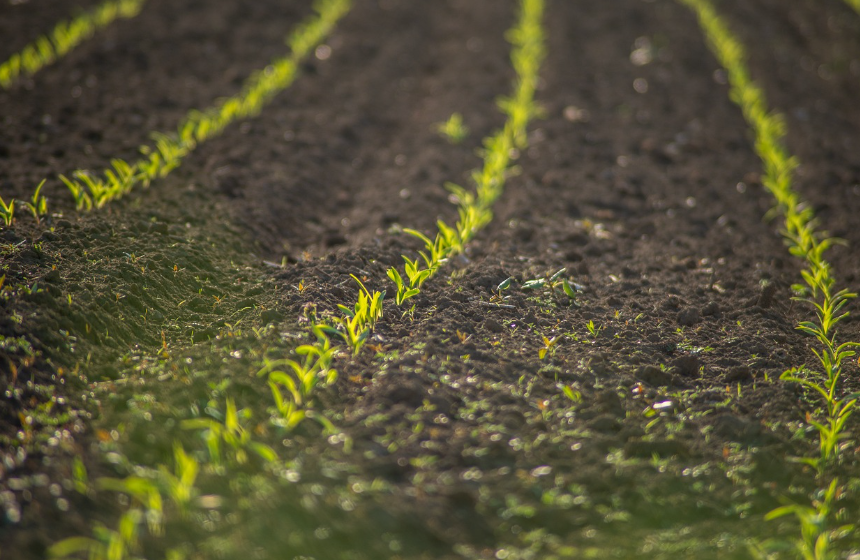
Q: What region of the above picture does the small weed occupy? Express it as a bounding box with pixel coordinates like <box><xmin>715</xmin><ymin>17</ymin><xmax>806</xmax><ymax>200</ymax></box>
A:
<box><xmin>585</xmin><ymin>320</ymin><xmax>602</xmax><ymax>339</ymax></box>
<box><xmin>521</xmin><ymin>268</ymin><xmax>578</xmax><ymax>302</ymax></box>
<box><xmin>437</xmin><ymin>113</ymin><xmax>469</xmax><ymax>144</ymax></box>
<box><xmin>538</xmin><ymin>335</ymin><xmax>559</xmax><ymax>360</ymax></box>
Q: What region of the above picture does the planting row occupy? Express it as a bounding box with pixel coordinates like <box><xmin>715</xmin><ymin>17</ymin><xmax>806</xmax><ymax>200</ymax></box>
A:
<box><xmin>0</xmin><ymin>0</ymin><xmax>146</xmax><ymax>90</ymax></box>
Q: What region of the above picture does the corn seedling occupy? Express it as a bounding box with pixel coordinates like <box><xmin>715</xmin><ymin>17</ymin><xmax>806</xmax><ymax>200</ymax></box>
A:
<box><xmin>387</xmin><ymin>0</ymin><xmax>546</xmax><ymax>304</ymax></box>
<box><xmin>59</xmin><ymin>0</ymin><xmax>351</xmax><ymax>209</ymax></box>
<box><xmin>97</xmin><ymin>476</ymin><xmax>164</xmax><ymax>537</ymax></box>
<box><xmin>0</xmin><ymin>195</ymin><xmax>14</xmax><ymax>227</ymax></box>
<box><xmin>50</xmin><ymin>472</ymin><xmax>164</xmax><ymax>560</ymax></box>
<box><xmin>844</xmin><ymin>0</ymin><xmax>860</xmax><ymax>15</ymax></box>
<box><xmin>157</xmin><ymin>443</ymin><xmax>199</xmax><ymax>518</ymax></box>
<box><xmin>49</xmin><ymin>508</ymin><xmax>144</xmax><ymax>560</ymax></box>
<box><xmin>257</xmin><ymin>325</ymin><xmax>338</xmax><ymax>428</ymax></box>
<box><xmin>321</xmin><ymin>275</ymin><xmax>384</xmax><ymax>355</ymax></box>
<box><xmin>0</xmin><ymin>0</ymin><xmax>147</xmax><ymax>89</ymax></box>
<box><xmin>181</xmin><ymin>398</ymin><xmax>278</xmax><ymax>467</ymax></box>
<box><xmin>437</xmin><ymin>113</ymin><xmax>469</xmax><ymax>143</ymax></box>
<box><xmin>51</xmin><ymin>442</ymin><xmax>200</xmax><ymax>560</ymax></box>
<box><xmin>562</xmin><ymin>385</ymin><xmax>582</xmax><ymax>404</ymax></box>
<box><xmin>20</xmin><ymin>179</ymin><xmax>48</xmax><ymax>224</ymax></box>
<box><xmin>761</xmin><ymin>479</ymin><xmax>855</xmax><ymax>560</ymax></box>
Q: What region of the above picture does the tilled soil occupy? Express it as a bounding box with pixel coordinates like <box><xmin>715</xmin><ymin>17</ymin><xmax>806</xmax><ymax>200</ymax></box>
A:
<box><xmin>1</xmin><ymin>0</ymin><xmax>859</xmax><ymax>558</ymax></box>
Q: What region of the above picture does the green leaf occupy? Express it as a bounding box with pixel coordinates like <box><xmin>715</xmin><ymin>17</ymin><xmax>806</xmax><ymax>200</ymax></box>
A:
<box><xmin>522</xmin><ymin>279</ymin><xmax>545</xmax><ymax>290</ymax></box>
<box><xmin>48</xmin><ymin>537</ymin><xmax>99</xmax><ymax>558</ymax></box>
<box><xmin>562</xmin><ymin>278</ymin><xmax>576</xmax><ymax>298</ymax></box>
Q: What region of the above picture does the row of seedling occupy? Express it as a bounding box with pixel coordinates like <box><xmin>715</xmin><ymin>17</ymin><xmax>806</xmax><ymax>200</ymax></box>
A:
<box><xmin>387</xmin><ymin>0</ymin><xmax>546</xmax><ymax>307</ymax></box>
<box><xmin>680</xmin><ymin>0</ymin><xmax>858</xmax><ymax>556</ymax></box>
<box><xmin>0</xmin><ymin>0</ymin><xmax>146</xmax><ymax>89</ymax></box>
<box><xmin>58</xmin><ymin>0</ymin><xmax>351</xmax><ymax>210</ymax></box>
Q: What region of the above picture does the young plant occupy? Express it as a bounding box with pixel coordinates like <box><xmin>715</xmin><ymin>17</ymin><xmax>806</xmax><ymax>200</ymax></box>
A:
<box><xmin>158</xmin><ymin>442</ymin><xmax>199</xmax><ymax>517</ymax></box>
<box><xmin>59</xmin><ymin>174</ymin><xmax>93</xmax><ymax>211</ymax></box>
<box><xmin>522</xmin><ymin>268</ymin><xmax>577</xmax><ymax>302</ymax></box>
<box><xmin>21</xmin><ymin>179</ymin><xmax>48</xmax><ymax>223</ymax></box>
<box><xmin>0</xmin><ymin>195</ymin><xmax>14</xmax><ymax>227</ymax></box>
<box><xmin>763</xmin><ymin>479</ymin><xmax>855</xmax><ymax>560</ymax></box>
<box><xmin>387</xmin><ymin>266</ymin><xmax>420</xmax><ymax>305</ymax></box>
<box><xmin>538</xmin><ymin>335</ymin><xmax>559</xmax><ymax>360</ymax></box>
<box><xmin>181</xmin><ymin>398</ymin><xmax>278</xmax><ymax>467</ymax></box>
<box><xmin>437</xmin><ymin>113</ymin><xmax>469</xmax><ymax>144</ymax></box>
<box><xmin>49</xmin><ymin>509</ymin><xmax>144</xmax><ymax>560</ymax></box>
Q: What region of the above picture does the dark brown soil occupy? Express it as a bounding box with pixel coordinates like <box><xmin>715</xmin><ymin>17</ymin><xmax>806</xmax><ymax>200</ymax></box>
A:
<box><xmin>1</xmin><ymin>0</ymin><xmax>859</xmax><ymax>558</ymax></box>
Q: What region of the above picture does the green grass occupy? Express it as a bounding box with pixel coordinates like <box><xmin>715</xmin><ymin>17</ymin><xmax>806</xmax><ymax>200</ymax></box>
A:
<box><xmin>59</xmin><ymin>0</ymin><xmax>351</xmax><ymax>210</ymax></box>
<box><xmin>679</xmin><ymin>0</ymin><xmax>859</xmax><ymax>556</ymax></box>
<box><xmin>0</xmin><ymin>0</ymin><xmax>146</xmax><ymax>89</ymax></box>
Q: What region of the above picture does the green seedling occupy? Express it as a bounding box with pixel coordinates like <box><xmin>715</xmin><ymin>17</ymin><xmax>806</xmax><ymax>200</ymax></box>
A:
<box><xmin>522</xmin><ymin>268</ymin><xmax>577</xmax><ymax>301</ymax></box>
<box><xmin>538</xmin><ymin>335</ymin><xmax>559</xmax><ymax>360</ymax></box>
<box><xmin>258</xmin><ymin>326</ymin><xmax>337</xmax><ymax>408</ymax></box>
<box><xmin>21</xmin><ymin>179</ymin><xmax>48</xmax><ymax>223</ymax></box>
<box><xmin>181</xmin><ymin>398</ymin><xmax>277</xmax><ymax>467</ymax></box>
<box><xmin>562</xmin><ymin>385</ymin><xmax>582</xmax><ymax>404</ymax></box>
<box><xmin>53</xmin><ymin>469</ymin><xmax>168</xmax><ymax>560</ymax></box>
<box><xmin>50</xmin><ymin>509</ymin><xmax>143</xmax><ymax>560</ymax></box>
<box><xmin>97</xmin><ymin>476</ymin><xmax>164</xmax><ymax>536</ymax></box>
<box><xmin>321</xmin><ymin>275</ymin><xmax>383</xmax><ymax>355</ymax></box>
<box><xmin>72</xmin><ymin>457</ymin><xmax>89</xmax><ymax>495</ymax></box>
<box><xmin>59</xmin><ymin>174</ymin><xmax>93</xmax><ymax>211</ymax></box>
<box><xmin>762</xmin><ymin>479</ymin><xmax>855</xmax><ymax>560</ymax></box>
<box><xmin>0</xmin><ymin>194</ymin><xmax>14</xmax><ymax>226</ymax></box>
<box><xmin>437</xmin><ymin>113</ymin><xmax>469</xmax><ymax>143</ymax></box>
<box><xmin>387</xmin><ymin>266</ymin><xmax>421</xmax><ymax>305</ymax></box>
<box><xmin>158</xmin><ymin>442</ymin><xmax>199</xmax><ymax>517</ymax></box>
<box><xmin>585</xmin><ymin>320</ymin><xmax>601</xmax><ymax>339</ymax></box>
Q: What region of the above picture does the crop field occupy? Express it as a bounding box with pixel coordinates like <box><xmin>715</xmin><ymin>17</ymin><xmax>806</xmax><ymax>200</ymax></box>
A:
<box><xmin>1</xmin><ymin>0</ymin><xmax>860</xmax><ymax>558</ymax></box>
